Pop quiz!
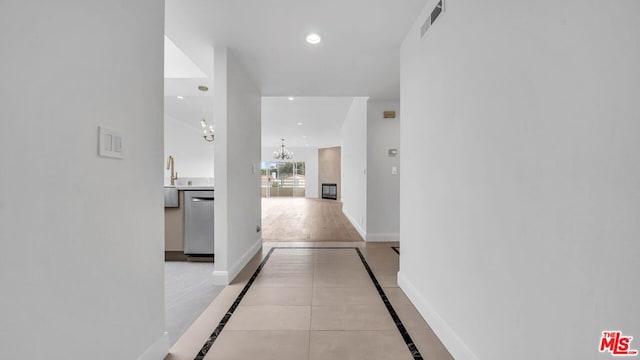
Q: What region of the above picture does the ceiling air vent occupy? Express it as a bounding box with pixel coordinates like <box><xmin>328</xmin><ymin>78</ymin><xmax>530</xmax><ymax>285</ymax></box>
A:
<box><xmin>421</xmin><ymin>0</ymin><xmax>444</xmax><ymax>38</ymax></box>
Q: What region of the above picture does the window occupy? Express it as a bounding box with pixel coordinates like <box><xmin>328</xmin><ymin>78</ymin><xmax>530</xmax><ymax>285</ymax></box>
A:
<box><xmin>261</xmin><ymin>161</ymin><xmax>306</xmax><ymax>197</ymax></box>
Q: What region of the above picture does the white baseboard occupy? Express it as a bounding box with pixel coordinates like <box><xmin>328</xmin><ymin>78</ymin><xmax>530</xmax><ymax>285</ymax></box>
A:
<box><xmin>397</xmin><ymin>271</ymin><xmax>479</xmax><ymax>360</ymax></box>
<box><xmin>228</xmin><ymin>237</ymin><xmax>262</xmax><ymax>282</ymax></box>
<box><xmin>212</xmin><ymin>237</ymin><xmax>262</xmax><ymax>285</ymax></box>
<box><xmin>212</xmin><ymin>270</ymin><xmax>229</xmax><ymax>285</ymax></box>
<box><xmin>343</xmin><ymin>209</ymin><xmax>366</xmax><ymax>240</ymax></box>
<box><xmin>136</xmin><ymin>332</ymin><xmax>168</xmax><ymax>360</ymax></box>
<box><xmin>366</xmin><ymin>233</ymin><xmax>399</xmax><ymax>242</ymax></box>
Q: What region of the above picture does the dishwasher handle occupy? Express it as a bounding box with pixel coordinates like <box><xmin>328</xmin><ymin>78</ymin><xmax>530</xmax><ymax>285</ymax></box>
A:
<box><xmin>191</xmin><ymin>197</ymin><xmax>214</xmax><ymax>202</ymax></box>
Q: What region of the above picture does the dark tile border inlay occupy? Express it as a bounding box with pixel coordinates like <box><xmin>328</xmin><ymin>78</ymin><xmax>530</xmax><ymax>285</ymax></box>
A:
<box><xmin>193</xmin><ymin>246</ymin><xmax>422</xmax><ymax>360</ymax></box>
<box><xmin>391</xmin><ymin>246</ymin><xmax>400</xmax><ymax>255</ymax></box>
<box><xmin>354</xmin><ymin>248</ymin><xmax>422</xmax><ymax>359</ymax></box>
<box><xmin>193</xmin><ymin>247</ymin><xmax>276</xmax><ymax>359</ymax></box>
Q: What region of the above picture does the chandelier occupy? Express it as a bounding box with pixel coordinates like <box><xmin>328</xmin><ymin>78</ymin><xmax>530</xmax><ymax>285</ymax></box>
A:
<box><xmin>198</xmin><ymin>85</ymin><xmax>214</xmax><ymax>142</ymax></box>
<box><xmin>201</xmin><ymin>118</ymin><xmax>214</xmax><ymax>142</ymax></box>
<box><xmin>273</xmin><ymin>138</ymin><xmax>293</xmax><ymax>160</ymax></box>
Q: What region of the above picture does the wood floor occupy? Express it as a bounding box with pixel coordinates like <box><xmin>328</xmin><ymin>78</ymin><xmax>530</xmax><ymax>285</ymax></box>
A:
<box><xmin>261</xmin><ymin>198</ymin><xmax>363</xmax><ymax>242</ymax></box>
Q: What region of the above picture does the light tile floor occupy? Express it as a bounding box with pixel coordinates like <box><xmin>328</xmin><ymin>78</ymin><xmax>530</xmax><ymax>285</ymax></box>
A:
<box><xmin>166</xmin><ymin>242</ymin><xmax>453</xmax><ymax>360</ymax></box>
<box><xmin>165</xmin><ymin>261</ymin><xmax>225</xmax><ymax>346</ymax></box>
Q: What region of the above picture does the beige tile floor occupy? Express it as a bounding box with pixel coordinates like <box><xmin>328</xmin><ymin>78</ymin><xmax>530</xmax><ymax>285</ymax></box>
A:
<box><xmin>166</xmin><ymin>242</ymin><xmax>453</xmax><ymax>360</ymax></box>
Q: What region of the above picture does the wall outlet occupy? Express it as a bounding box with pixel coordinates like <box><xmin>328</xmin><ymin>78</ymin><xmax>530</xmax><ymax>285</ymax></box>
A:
<box><xmin>392</xmin><ymin>166</ymin><xmax>398</xmax><ymax>175</ymax></box>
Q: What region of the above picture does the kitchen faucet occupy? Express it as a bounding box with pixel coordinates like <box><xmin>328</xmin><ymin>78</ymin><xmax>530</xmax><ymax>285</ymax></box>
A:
<box><xmin>166</xmin><ymin>155</ymin><xmax>178</xmax><ymax>185</ymax></box>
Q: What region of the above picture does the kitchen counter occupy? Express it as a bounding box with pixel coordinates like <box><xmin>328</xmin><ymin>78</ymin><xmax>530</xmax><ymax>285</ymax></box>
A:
<box><xmin>165</xmin><ymin>185</ymin><xmax>215</xmax><ymax>191</ymax></box>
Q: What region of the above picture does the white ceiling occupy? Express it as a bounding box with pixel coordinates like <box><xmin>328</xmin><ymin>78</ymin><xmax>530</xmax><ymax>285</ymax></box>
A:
<box><xmin>164</xmin><ymin>35</ymin><xmax>213</xmax><ymax>130</ymax></box>
<box><xmin>164</xmin><ymin>85</ymin><xmax>215</xmax><ymax>131</ymax></box>
<box><xmin>164</xmin><ymin>0</ymin><xmax>427</xmax><ymax>145</ymax></box>
<box><xmin>262</xmin><ymin>97</ymin><xmax>355</xmax><ymax>148</ymax></box>
<box><xmin>164</xmin><ymin>36</ymin><xmax>207</xmax><ymax>78</ymax></box>
<box><xmin>165</xmin><ymin>0</ymin><xmax>428</xmax><ymax>99</ymax></box>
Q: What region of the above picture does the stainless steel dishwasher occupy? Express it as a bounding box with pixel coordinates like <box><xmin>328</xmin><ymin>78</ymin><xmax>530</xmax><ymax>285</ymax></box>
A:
<box><xmin>183</xmin><ymin>190</ymin><xmax>214</xmax><ymax>256</ymax></box>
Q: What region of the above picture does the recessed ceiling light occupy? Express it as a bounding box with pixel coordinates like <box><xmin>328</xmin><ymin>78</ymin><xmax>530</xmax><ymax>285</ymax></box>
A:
<box><xmin>177</xmin><ymin>96</ymin><xmax>184</xmax><ymax>99</ymax></box>
<box><xmin>305</xmin><ymin>144</ymin><xmax>309</xmax><ymax>147</ymax></box>
<box><xmin>297</xmin><ymin>122</ymin><xmax>303</xmax><ymax>126</ymax></box>
<box><xmin>302</xmin><ymin>135</ymin><xmax>307</xmax><ymax>138</ymax></box>
<box><xmin>288</xmin><ymin>97</ymin><xmax>294</xmax><ymax>101</ymax></box>
<box><xmin>306</xmin><ymin>33</ymin><xmax>322</xmax><ymax>44</ymax></box>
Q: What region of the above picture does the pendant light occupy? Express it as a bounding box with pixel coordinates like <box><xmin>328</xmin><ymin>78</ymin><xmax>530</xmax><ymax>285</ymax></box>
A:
<box><xmin>273</xmin><ymin>139</ymin><xmax>293</xmax><ymax>160</ymax></box>
<box><xmin>198</xmin><ymin>85</ymin><xmax>214</xmax><ymax>142</ymax></box>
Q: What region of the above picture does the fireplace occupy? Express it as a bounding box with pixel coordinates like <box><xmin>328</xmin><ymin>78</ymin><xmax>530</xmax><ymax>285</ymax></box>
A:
<box><xmin>322</xmin><ymin>183</ymin><xmax>337</xmax><ymax>200</ymax></box>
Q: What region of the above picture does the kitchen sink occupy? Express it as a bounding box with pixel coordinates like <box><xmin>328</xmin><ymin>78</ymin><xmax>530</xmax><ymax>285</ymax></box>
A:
<box><xmin>164</xmin><ymin>186</ymin><xmax>179</xmax><ymax>208</ymax></box>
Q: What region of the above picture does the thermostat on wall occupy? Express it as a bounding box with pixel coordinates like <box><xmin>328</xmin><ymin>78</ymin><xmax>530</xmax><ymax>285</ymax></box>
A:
<box><xmin>98</xmin><ymin>126</ymin><xmax>124</xmax><ymax>159</ymax></box>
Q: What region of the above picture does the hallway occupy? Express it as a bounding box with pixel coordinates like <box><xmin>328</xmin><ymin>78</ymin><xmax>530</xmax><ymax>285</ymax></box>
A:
<box><xmin>4</xmin><ymin>1</ymin><xmax>638</xmax><ymax>359</ymax></box>
<box><xmin>166</xmin><ymin>242</ymin><xmax>452</xmax><ymax>360</ymax></box>
<box><xmin>262</xmin><ymin>198</ymin><xmax>364</xmax><ymax>242</ymax></box>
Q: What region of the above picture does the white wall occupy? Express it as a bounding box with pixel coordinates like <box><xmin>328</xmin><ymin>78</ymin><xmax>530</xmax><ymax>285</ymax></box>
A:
<box><xmin>366</xmin><ymin>101</ymin><xmax>400</xmax><ymax>241</ymax></box>
<box><xmin>341</xmin><ymin>97</ymin><xmax>369</xmax><ymax>238</ymax></box>
<box><xmin>0</xmin><ymin>2</ymin><xmax>167</xmax><ymax>360</ymax></box>
<box><xmin>213</xmin><ymin>47</ymin><xmax>262</xmax><ymax>284</ymax></box>
<box><xmin>261</xmin><ymin>146</ymin><xmax>319</xmax><ymax>198</ymax></box>
<box><xmin>164</xmin><ymin>114</ymin><xmax>214</xmax><ymax>184</ymax></box>
<box><xmin>399</xmin><ymin>1</ymin><xmax>640</xmax><ymax>360</ymax></box>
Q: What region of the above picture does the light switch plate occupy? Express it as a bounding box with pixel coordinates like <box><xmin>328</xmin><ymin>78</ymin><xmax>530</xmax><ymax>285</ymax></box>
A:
<box><xmin>98</xmin><ymin>126</ymin><xmax>124</xmax><ymax>159</ymax></box>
